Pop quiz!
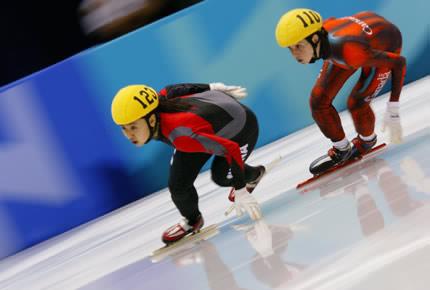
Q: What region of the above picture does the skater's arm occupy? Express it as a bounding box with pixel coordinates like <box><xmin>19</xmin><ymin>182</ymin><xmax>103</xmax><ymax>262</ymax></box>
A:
<box><xmin>159</xmin><ymin>84</ymin><xmax>210</xmax><ymax>99</ymax></box>
<box><xmin>171</xmin><ymin>131</ymin><xmax>246</xmax><ymax>189</ymax></box>
<box><xmin>342</xmin><ymin>43</ymin><xmax>406</xmax><ymax>102</ymax></box>
<box><xmin>196</xmin><ymin>132</ymin><xmax>247</xmax><ymax>189</ymax></box>
<box><xmin>362</xmin><ymin>49</ymin><xmax>406</xmax><ymax>102</ymax></box>
<box><xmin>160</xmin><ymin>83</ymin><xmax>247</xmax><ymax>100</ymax></box>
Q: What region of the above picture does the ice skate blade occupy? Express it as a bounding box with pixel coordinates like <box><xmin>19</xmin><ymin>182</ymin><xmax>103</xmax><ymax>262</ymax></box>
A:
<box><xmin>151</xmin><ymin>224</ymin><xmax>219</xmax><ymax>263</ymax></box>
<box><xmin>297</xmin><ymin>143</ymin><xmax>387</xmax><ymax>192</ymax></box>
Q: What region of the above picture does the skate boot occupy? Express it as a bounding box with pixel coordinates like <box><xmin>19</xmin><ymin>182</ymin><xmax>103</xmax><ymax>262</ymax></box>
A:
<box><xmin>246</xmin><ymin>166</ymin><xmax>266</xmax><ymax>193</ymax></box>
<box><xmin>228</xmin><ymin>165</ymin><xmax>266</xmax><ymax>202</ymax></box>
<box><xmin>351</xmin><ymin>135</ymin><xmax>377</xmax><ymax>157</ymax></box>
<box><xmin>162</xmin><ymin>215</ymin><xmax>204</xmax><ymax>245</ymax></box>
<box><xmin>309</xmin><ymin>143</ymin><xmax>353</xmax><ymax>175</ymax></box>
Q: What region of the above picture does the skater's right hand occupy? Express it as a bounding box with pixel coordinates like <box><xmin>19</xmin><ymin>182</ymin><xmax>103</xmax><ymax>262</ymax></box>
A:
<box><xmin>209</xmin><ymin>82</ymin><xmax>248</xmax><ymax>99</ymax></box>
<box><xmin>231</xmin><ymin>187</ymin><xmax>262</xmax><ymax>220</ymax></box>
<box><xmin>381</xmin><ymin>102</ymin><xmax>403</xmax><ymax>144</ymax></box>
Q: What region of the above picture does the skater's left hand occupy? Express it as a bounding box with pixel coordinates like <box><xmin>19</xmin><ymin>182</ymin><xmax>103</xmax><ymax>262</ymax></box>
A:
<box><xmin>229</xmin><ymin>187</ymin><xmax>262</xmax><ymax>220</ymax></box>
<box><xmin>209</xmin><ymin>82</ymin><xmax>248</xmax><ymax>99</ymax></box>
<box><xmin>381</xmin><ymin>102</ymin><xmax>403</xmax><ymax>144</ymax></box>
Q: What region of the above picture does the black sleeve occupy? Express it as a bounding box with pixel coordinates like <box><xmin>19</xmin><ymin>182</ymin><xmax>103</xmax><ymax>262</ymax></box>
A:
<box><xmin>159</xmin><ymin>83</ymin><xmax>210</xmax><ymax>99</ymax></box>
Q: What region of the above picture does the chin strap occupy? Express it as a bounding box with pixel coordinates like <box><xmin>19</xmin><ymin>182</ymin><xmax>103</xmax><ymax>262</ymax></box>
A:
<box><xmin>305</xmin><ymin>29</ymin><xmax>330</xmax><ymax>63</ymax></box>
<box><xmin>143</xmin><ymin>113</ymin><xmax>160</xmax><ymax>144</ymax></box>
<box><xmin>306</xmin><ymin>34</ymin><xmax>320</xmax><ymax>63</ymax></box>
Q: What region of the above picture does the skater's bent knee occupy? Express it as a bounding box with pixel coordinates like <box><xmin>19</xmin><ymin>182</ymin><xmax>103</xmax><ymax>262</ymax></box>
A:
<box><xmin>347</xmin><ymin>97</ymin><xmax>369</xmax><ymax>111</ymax></box>
<box><xmin>168</xmin><ymin>182</ymin><xmax>193</xmax><ymax>196</ymax></box>
<box><xmin>310</xmin><ymin>93</ymin><xmax>332</xmax><ymax>111</ymax></box>
<box><xmin>211</xmin><ymin>173</ymin><xmax>231</xmax><ymax>187</ymax></box>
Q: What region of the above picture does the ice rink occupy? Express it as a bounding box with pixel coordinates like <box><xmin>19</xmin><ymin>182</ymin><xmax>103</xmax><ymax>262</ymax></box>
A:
<box><xmin>0</xmin><ymin>76</ymin><xmax>429</xmax><ymax>290</ymax></box>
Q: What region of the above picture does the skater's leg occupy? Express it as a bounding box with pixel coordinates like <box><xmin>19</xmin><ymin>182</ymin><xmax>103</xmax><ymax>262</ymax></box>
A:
<box><xmin>211</xmin><ymin>126</ymin><xmax>261</xmax><ymax>187</ymax></box>
<box><xmin>168</xmin><ymin>150</ymin><xmax>211</xmax><ymax>222</ymax></box>
<box><xmin>348</xmin><ymin>67</ymin><xmax>390</xmax><ymax>136</ymax></box>
<box><xmin>211</xmin><ymin>157</ymin><xmax>261</xmax><ymax>186</ymax></box>
<box><xmin>310</xmin><ymin>62</ymin><xmax>356</xmax><ymax>147</ymax></box>
<box><xmin>308</xmin><ymin>63</ymin><xmax>357</xmax><ymax>174</ymax></box>
<box><xmin>308</xmin><ymin>64</ymin><xmax>357</xmax><ymax>174</ymax></box>
<box><xmin>163</xmin><ymin>150</ymin><xmax>210</xmax><ymax>244</ymax></box>
<box><xmin>347</xmin><ymin>67</ymin><xmax>390</xmax><ymax>154</ymax></box>
<box><xmin>212</xmin><ymin>121</ymin><xmax>265</xmax><ymax>207</ymax></box>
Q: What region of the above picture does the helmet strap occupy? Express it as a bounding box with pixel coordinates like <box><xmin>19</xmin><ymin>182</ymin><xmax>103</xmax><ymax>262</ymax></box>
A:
<box><xmin>305</xmin><ymin>34</ymin><xmax>320</xmax><ymax>63</ymax></box>
<box><xmin>143</xmin><ymin>113</ymin><xmax>160</xmax><ymax>144</ymax></box>
<box><xmin>305</xmin><ymin>29</ymin><xmax>330</xmax><ymax>63</ymax></box>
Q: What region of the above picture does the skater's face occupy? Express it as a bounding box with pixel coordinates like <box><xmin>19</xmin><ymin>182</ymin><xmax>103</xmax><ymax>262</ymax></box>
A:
<box><xmin>288</xmin><ymin>35</ymin><xmax>319</xmax><ymax>64</ymax></box>
<box><xmin>121</xmin><ymin>118</ymin><xmax>151</xmax><ymax>147</ymax></box>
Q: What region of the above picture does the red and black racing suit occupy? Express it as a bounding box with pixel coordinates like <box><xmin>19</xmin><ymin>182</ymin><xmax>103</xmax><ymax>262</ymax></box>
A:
<box><xmin>156</xmin><ymin>84</ymin><xmax>260</xmax><ymax>223</ymax></box>
<box><xmin>311</xmin><ymin>11</ymin><xmax>406</xmax><ymax>141</ymax></box>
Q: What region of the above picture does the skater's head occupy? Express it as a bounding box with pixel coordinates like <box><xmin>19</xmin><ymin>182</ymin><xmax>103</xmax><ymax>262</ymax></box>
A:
<box><xmin>111</xmin><ymin>84</ymin><xmax>159</xmax><ymax>147</ymax></box>
<box><xmin>111</xmin><ymin>84</ymin><xmax>193</xmax><ymax>146</ymax></box>
<box><xmin>275</xmin><ymin>8</ymin><xmax>325</xmax><ymax>64</ymax></box>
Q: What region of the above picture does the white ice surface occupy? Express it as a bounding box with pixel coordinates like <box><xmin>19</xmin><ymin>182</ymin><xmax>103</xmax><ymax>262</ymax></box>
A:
<box><xmin>0</xmin><ymin>76</ymin><xmax>429</xmax><ymax>290</ymax></box>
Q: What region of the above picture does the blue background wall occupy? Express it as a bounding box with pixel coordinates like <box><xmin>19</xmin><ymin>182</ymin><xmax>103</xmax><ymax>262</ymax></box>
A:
<box><xmin>0</xmin><ymin>0</ymin><xmax>428</xmax><ymax>259</ymax></box>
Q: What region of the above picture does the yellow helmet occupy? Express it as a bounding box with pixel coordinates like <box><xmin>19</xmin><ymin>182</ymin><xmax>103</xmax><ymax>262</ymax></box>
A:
<box><xmin>111</xmin><ymin>84</ymin><xmax>159</xmax><ymax>125</ymax></box>
<box><xmin>275</xmin><ymin>8</ymin><xmax>322</xmax><ymax>47</ymax></box>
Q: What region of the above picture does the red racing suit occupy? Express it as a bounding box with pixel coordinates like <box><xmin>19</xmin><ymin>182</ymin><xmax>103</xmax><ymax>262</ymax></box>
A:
<box><xmin>156</xmin><ymin>84</ymin><xmax>260</xmax><ymax>221</ymax></box>
<box><xmin>311</xmin><ymin>11</ymin><xmax>406</xmax><ymax>141</ymax></box>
